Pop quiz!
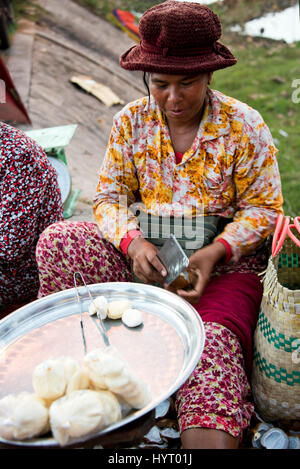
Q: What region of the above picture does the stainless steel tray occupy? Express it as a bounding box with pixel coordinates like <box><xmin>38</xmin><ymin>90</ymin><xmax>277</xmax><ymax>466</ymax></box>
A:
<box><xmin>0</xmin><ymin>282</ymin><xmax>205</xmax><ymax>447</ymax></box>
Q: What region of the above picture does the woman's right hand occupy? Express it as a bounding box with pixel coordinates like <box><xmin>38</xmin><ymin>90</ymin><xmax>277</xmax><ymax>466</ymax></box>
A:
<box><xmin>127</xmin><ymin>237</ymin><xmax>167</xmax><ymax>285</ymax></box>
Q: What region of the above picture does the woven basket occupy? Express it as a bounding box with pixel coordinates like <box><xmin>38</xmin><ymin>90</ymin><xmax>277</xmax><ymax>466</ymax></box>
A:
<box><xmin>252</xmin><ymin>236</ymin><xmax>300</xmax><ymax>430</ymax></box>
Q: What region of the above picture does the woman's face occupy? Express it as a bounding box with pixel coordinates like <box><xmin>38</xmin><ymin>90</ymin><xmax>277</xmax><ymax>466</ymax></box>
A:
<box><xmin>149</xmin><ymin>72</ymin><xmax>212</xmax><ymax>126</ymax></box>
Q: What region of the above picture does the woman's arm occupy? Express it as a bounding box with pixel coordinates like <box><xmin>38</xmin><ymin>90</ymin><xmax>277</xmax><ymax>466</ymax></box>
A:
<box><xmin>94</xmin><ymin>112</ymin><xmax>170</xmax><ymax>285</ymax></box>
<box><xmin>93</xmin><ymin>116</ymin><xmax>141</xmax><ymax>250</ymax></box>
<box><xmin>127</xmin><ymin>236</ymin><xmax>167</xmax><ymax>285</ymax></box>
<box><xmin>168</xmin><ymin>115</ymin><xmax>283</xmax><ymax>304</ymax></box>
<box><xmin>214</xmin><ymin>116</ymin><xmax>283</xmax><ymax>263</ymax></box>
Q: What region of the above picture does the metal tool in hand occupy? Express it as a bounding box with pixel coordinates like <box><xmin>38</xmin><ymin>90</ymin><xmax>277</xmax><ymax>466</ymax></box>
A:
<box><xmin>157</xmin><ymin>234</ymin><xmax>189</xmax><ymax>286</ymax></box>
<box><xmin>73</xmin><ymin>271</ymin><xmax>110</xmax><ymax>352</ymax></box>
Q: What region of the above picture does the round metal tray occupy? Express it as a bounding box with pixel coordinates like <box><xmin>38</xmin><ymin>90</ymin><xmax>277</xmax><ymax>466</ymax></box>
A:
<box><xmin>0</xmin><ymin>282</ymin><xmax>205</xmax><ymax>447</ymax></box>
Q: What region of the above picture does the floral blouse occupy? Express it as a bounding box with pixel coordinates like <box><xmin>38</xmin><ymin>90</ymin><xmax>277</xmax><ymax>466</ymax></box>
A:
<box><xmin>0</xmin><ymin>122</ymin><xmax>64</xmax><ymax>305</ymax></box>
<box><xmin>93</xmin><ymin>88</ymin><xmax>283</xmax><ymax>263</ymax></box>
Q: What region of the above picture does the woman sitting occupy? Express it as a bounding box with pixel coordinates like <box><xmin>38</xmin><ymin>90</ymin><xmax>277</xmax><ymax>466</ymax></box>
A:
<box><xmin>0</xmin><ymin>122</ymin><xmax>64</xmax><ymax>318</ymax></box>
<box><xmin>35</xmin><ymin>1</ymin><xmax>283</xmax><ymax>449</ymax></box>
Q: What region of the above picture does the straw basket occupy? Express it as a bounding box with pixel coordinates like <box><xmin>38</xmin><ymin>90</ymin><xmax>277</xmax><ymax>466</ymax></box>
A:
<box><xmin>252</xmin><ymin>237</ymin><xmax>300</xmax><ymax>429</ymax></box>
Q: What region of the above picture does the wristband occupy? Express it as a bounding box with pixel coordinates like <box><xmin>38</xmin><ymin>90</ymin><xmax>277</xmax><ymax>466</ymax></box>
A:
<box><xmin>215</xmin><ymin>238</ymin><xmax>232</xmax><ymax>264</ymax></box>
<box><xmin>120</xmin><ymin>230</ymin><xmax>143</xmax><ymax>255</ymax></box>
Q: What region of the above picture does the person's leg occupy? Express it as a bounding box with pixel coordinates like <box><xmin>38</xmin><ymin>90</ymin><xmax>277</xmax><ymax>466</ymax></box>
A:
<box><xmin>36</xmin><ymin>220</ymin><xmax>132</xmax><ymax>297</ymax></box>
<box><xmin>181</xmin><ymin>428</ymin><xmax>239</xmax><ymax>449</ymax></box>
<box><xmin>175</xmin><ymin>323</ymin><xmax>254</xmax><ymax>449</ymax></box>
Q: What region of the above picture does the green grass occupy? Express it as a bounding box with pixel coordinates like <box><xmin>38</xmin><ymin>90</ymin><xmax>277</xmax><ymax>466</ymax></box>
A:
<box><xmin>211</xmin><ymin>41</ymin><xmax>300</xmax><ymax>216</ymax></box>
<box><xmin>11</xmin><ymin>0</ymin><xmax>46</xmax><ymax>23</ymax></box>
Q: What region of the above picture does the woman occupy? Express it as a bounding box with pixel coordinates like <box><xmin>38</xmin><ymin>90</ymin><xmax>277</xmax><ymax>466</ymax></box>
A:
<box><xmin>0</xmin><ymin>122</ymin><xmax>64</xmax><ymax>318</ymax></box>
<box><xmin>36</xmin><ymin>2</ymin><xmax>283</xmax><ymax>448</ymax></box>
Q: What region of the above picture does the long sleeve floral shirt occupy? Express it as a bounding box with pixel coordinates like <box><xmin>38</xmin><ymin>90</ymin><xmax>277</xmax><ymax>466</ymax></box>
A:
<box><xmin>93</xmin><ymin>88</ymin><xmax>283</xmax><ymax>263</ymax></box>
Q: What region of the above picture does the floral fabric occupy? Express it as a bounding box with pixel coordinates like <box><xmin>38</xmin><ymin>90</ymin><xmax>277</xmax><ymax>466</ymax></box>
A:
<box><xmin>93</xmin><ymin>88</ymin><xmax>283</xmax><ymax>262</ymax></box>
<box><xmin>0</xmin><ymin>123</ymin><xmax>64</xmax><ymax>305</ymax></box>
<box><xmin>175</xmin><ymin>322</ymin><xmax>254</xmax><ymax>439</ymax></box>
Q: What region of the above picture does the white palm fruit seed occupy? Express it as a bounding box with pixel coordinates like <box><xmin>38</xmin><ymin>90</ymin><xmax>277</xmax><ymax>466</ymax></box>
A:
<box><xmin>122</xmin><ymin>308</ymin><xmax>143</xmax><ymax>327</ymax></box>
<box><xmin>107</xmin><ymin>299</ymin><xmax>132</xmax><ymax>319</ymax></box>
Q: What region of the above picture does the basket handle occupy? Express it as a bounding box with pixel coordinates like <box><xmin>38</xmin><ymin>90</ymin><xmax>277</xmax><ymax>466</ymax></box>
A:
<box><xmin>272</xmin><ymin>215</ymin><xmax>300</xmax><ymax>256</ymax></box>
<box><xmin>294</xmin><ymin>216</ymin><xmax>300</xmax><ymax>233</ymax></box>
<box><xmin>287</xmin><ymin>216</ymin><xmax>300</xmax><ymax>248</ymax></box>
<box><xmin>272</xmin><ymin>214</ymin><xmax>290</xmax><ymax>256</ymax></box>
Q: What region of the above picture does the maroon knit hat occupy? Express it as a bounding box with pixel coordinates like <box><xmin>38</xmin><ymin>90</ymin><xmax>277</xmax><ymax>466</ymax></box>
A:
<box><xmin>120</xmin><ymin>1</ymin><xmax>237</xmax><ymax>75</ymax></box>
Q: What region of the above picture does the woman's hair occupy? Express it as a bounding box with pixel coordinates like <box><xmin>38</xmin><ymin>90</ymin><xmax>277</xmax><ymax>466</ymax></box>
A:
<box><xmin>143</xmin><ymin>71</ymin><xmax>151</xmax><ymax>102</ymax></box>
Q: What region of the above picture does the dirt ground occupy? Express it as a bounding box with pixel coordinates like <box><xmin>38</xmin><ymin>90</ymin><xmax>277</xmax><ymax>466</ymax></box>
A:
<box><xmin>3</xmin><ymin>0</ymin><xmax>146</xmax><ymax>221</ymax></box>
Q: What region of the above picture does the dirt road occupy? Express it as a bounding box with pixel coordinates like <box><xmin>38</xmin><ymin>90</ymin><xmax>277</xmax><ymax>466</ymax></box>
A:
<box><xmin>4</xmin><ymin>0</ymin><xmax>146</xmax><ymax>221</ymax></box>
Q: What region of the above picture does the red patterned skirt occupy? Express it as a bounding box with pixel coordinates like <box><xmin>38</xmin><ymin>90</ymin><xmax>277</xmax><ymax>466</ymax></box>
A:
<box><xmin>36</xmin><ymin>221</ymin><xmax>263</xmax><ymax>439</ymax></box>
<box><xmin>175</xmin><ymin>322</ymin><xmax>254</xmax><ymax>438</ymax></box>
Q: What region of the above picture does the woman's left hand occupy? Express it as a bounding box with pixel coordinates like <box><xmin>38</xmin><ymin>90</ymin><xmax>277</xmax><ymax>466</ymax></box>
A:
<box><xmin>165</xmin><ymin>242</ymin><xmax>227</xmax><ymax>304</ymax></box>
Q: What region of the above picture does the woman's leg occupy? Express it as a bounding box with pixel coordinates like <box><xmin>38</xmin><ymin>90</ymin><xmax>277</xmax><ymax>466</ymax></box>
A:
<box><xmin>175</xmin><ymin>323</ymin><xmax>254</xmax><ymax>449</ymax></box>
<box><xmin>181</xmin><ymin>428</ymin><xmax>239</xmax><ymax>449</ymax></box>
<box><xmin>36</xmin><ymin>221</ymin><xmax>132</xmax><ymax>297</ymax></box>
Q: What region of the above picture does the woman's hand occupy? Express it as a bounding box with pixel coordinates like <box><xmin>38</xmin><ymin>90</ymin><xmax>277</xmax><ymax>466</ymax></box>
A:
<box><xmin>127</xmin><ymin>237</ymin><xmax>167</xmax><ymax>285</ymax></box>
<box><xmin>166</xmin><ymin>241</ymin><xmax>227</xmax><ymax>304</ymax></box>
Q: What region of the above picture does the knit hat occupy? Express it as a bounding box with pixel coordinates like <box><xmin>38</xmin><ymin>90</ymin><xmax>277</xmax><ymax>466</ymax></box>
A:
<box><xmin>120</xmin><ymin>1</ymin><xmax>237</xmax><ymax>75</ymax></box>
